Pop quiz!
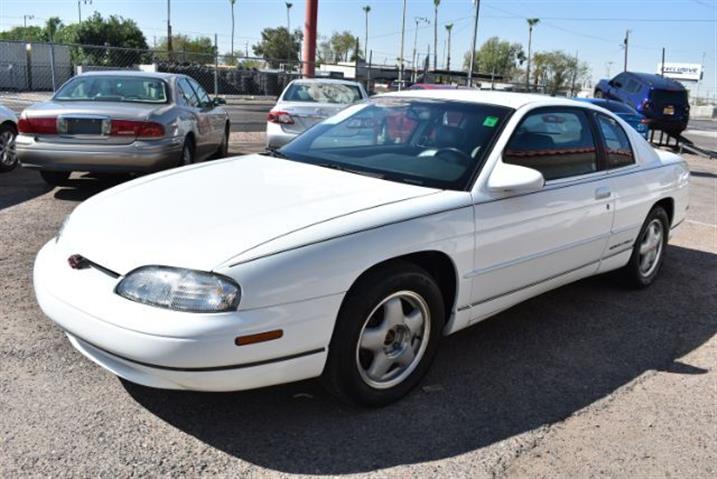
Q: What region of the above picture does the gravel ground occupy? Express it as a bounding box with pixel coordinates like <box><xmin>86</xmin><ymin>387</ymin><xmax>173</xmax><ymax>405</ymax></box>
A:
<box><xmin>0</xmin><ymin>145</ymin><xmax>715</xmax><ymax>477</ymax></box>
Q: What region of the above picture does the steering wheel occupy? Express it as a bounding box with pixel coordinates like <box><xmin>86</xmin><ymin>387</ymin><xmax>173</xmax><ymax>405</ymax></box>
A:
<box><xmin>434</xmin><ymin>147</ymin><xmax>472</xmax><ymax>165</ymax></box>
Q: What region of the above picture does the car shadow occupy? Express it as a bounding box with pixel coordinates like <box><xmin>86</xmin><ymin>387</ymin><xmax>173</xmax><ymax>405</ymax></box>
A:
<box><xmin>123</xmin><ymin>244</ymin><xmax>717</xmax><ymax>475</ymax></box>
<box><xmin>51</xmin><ymin>173</ymin><xmax>134</xmax><ymax>202</ymax></box>
<box><xmin>0</xmin><ymin>167</ymin><xmax>51</xmax><ymax>211</ymax></box>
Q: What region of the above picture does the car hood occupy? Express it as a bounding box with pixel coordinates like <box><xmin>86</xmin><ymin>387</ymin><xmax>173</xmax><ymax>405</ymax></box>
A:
<box><xmin>61</xmin><ymin>154</ymin><xmax>440</xmax><ymax>274</ymax></box>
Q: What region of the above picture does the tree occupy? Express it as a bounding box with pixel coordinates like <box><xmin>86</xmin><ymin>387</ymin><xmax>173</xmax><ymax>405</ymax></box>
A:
<box><xmin>158</xmin><ymin>34</ymin><xmax>215</xmax><ymax>63</ymax></box>
<box><xmin>532</xmin><ymin>50</ymin><xmax>590</xmax><ymax>95</ymax></box>
<box><xmin>252</xmin><ymin>27</ymin><xmax>301</xmax><ymax>67</ymax></box>
<box><xmin>229</xmin><ymin>0</ymin><xmax>237</xmax><ymax>57</ymax></box>
<box><xmin>330</xmin><ymin>31</ymin><xmax>358</xmax><ymax>62</ymax></box>
<box><xmin>70</xmin><ymin>13</ymin><xmax>149</xmax><ymax>66</ymax></box>
<box><xmin>0</xmin><ymin>17</ymin><xmax>66</xmax><ymax>42</ymax></box>
<box><xmin>463</xmin><ymin>37</ymin><xmax>525</xmax><ymax>79</ymax></box>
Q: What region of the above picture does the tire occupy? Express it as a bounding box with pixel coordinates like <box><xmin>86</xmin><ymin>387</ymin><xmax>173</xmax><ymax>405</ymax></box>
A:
<box><xmin>618</xmin><ymin>206</ymin><xmax>669</xmax><ymax>288</ymax></box>
<box><xmin>594</xmin><ymin>90</ymin><xmax>604</xmax><ymax>98</ymax></box>
<box><xmin>40</xmin><ymin>170</ymin><xmax>71</xmax><ymax>186</ymax></box>
<box><xmin>213</xmin><ymin>125</ymin><xmax>229</xmax><ymax>159</ymax></box>
<box><xmin>322</xmin><ymin>261</ymin><xmax>445</xmax><ymax>407</ymax></box>
<box><xmin>180</xmin><ymin>136</ymin><xmax>195</xmax><ymax>166</ymax></box>
<box><xmin>0</xmin><ymin>123</ymin><xmax>18</xmax><ymax>173</ymax></box>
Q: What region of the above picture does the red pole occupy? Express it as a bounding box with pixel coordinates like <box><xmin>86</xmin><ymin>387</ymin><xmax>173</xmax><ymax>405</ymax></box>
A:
<box><xmin>302</xmin><ymin>0</ymin><xmax>318</xmax><ymax>78</ymax></box>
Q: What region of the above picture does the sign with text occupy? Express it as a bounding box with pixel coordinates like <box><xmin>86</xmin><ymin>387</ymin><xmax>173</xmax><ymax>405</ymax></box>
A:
<box><xmin>656</xmin><ymin>63</ymin><xmax>704</xmax><ymax>82</ymax></box>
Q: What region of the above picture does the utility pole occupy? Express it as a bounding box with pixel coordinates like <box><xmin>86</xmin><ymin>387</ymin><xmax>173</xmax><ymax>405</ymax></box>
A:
<box><xmin>445</xmin><ymin>23</ymin><xmax>453</xmax><ymax>71</ymax></box>
<box><xmin>302</xmin><ymin>0</ymin><xmax>318</xmax><ymax>78</ymax></box>
<box><xmin>78</xmin><ymin>0</ymin><xmax>92</xmax><ymax>24</ymax></box>
<box><xmin>167</xmin><ymin>0</ymin><xmax>173</xmax><ymax>55</ymax></box>
<box><xmin>660</xmin><ymin>47</ymin><xmax>665</xmax><ymax>76</ymax></box>
<box><xmin>23</xmin><ymin>15</ymin><xmax>34</xmax><ymax>28</ymax></box>
<box><xmin>285</xmin><ymin>2</ymin><xmax>293</xmax><ymax>33</ymax></box>
<box><xmin>526</xmin><ymin>18</ymin><xmax>539</xmax><ymax>91</ymax></box>
<box><xmin>623</xmin><ymin>30</ymin><xmax>630</xmax><ymax>72</ymax></box>
<box><xmin>398</xmin><ymin>0</ymin><xmax>407</xmax><ymax>90</ymax></box>
<box><xmin>433</xmin><ymin>0</ymin><xmax>440</xmax><ymax>70</ymax></box>
<box><xmin>230</xmin><ymin>0</ymin><xmax>236</xmax><ymax>58</ymax></box>
<box><xmin>363</xmin><ymin>5</ymin><xmax>371</xmax><ymax>61</ymax></box>
<box><xmin>570</xmin><ymin>50</ymin><xmax>579</xmax><ymax>96</ymax></box>
<box><xmin>412</xmin><ymin>17</ymin><xmax>429</xmax><ymax>83</ymax></box>
<box><xmin>467</xmin><ymin>0</ymin><xmax>481</xmax><ymax>87</ymax></box>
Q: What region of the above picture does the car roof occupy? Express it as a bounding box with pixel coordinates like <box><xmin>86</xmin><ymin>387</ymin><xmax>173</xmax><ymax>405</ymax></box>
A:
<box><xmin>625</xmin><ymin>72</ymin><xmax>685</xmax><ymax>90</ymax></box>
<box><xmin>377</xmin><ymin>89</ymin><xmax>590</xmax><ymax>110</ymax></box>
<box><xmin>574</xmin><ymin>98</ymin><xmax>639</xmax><ymax>113</ymax></box>
<box><xmin>77</xmin><ymin>70</ymin><xmax>179</xmax><ymax>81</ymax></box>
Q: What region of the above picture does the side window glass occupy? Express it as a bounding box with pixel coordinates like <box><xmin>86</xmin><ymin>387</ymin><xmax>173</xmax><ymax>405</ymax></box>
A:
<box><xmin>596</xmin><ymin>114</ymin><xmax>635</xmax><ymax>168</ymax></box>
<box><xmin>189</xmin><ymin>79</ymin><xmax>211</xmax><ymax>106</ymax></box>
<box><xmin>504</xmin><ymin>110</ymin><xmax>598</xmax><ymax>181</ymax></box>
<box><xmin>178</xmin><ymin>78</ymin><xmax>199</xmax><ymax>107</ymax></box>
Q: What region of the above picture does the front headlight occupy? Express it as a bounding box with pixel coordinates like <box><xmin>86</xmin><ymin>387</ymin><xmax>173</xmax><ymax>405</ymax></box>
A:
<box><xmin>115</xmin><ymin>266</ymin><xmax>241</xmax><ymax>313</ymax></box>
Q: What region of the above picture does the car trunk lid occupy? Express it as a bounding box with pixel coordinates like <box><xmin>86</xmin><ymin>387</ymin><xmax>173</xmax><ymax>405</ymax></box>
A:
<box><xmin>273</xmin><ymin>101</ymin><xmax>348</xmax><ymax>134</ymax></box>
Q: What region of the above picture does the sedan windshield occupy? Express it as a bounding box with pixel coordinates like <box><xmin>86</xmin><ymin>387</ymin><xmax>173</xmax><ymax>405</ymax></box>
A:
<box><xmin>54</xmin><ymin>76</ymin><xmax>168</xmax><ymax>104</ymax></box>
<box><xmin>279</xmin><ymin>97</ymin><xmax>511</xmax><ymax>190</ymax></box>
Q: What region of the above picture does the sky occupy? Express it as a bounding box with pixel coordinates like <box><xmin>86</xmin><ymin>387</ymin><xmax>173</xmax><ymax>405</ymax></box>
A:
<box><xmin>1</xmin><ymin>0</ymin><xmax>716</xmax><ymax>96</ymax></box>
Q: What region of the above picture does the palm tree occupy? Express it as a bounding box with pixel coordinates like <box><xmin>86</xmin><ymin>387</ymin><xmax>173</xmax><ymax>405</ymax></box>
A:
<box><xmin>526</xmin><ymin>18</ymin><xmax>540</xmax><ymax>90</ymax></box>
<box><xmin>445</xmin><ymin>23</ymin><xmax>453</xmax><ymax>70</ymax></box>
<box><xmin>363</xmin><ymin>5</ymin><xmax>371</xmax><ymax>60</ymax></box>
<box><xmin>229</xmin><ymin>0</ymin><xmax>237</xmax><ymax>58</ymax></box>
<box><xmin>433</xmin><ymin>0</ymin><xmax>440</xmax><ymax>70</ymax></box>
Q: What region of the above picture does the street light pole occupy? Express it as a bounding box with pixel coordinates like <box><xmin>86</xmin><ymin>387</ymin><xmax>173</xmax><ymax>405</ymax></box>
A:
<box><xmin>286</xmin><ymin>2</ymin><xmax>293</xmax><ymax>33</ymax></box>
<box><xmin>412</xmin><ymin>17</ymin><xmax>429</xmax><ymax>83</ymax></box>
<box><xmin>78</xmin><ymin>0</ymin><xmax>92</xmax><ymax>23</ymax></box>
<box><xmin>526</xmin><ymin>18</ymin><xmax>539</xmax><ymax>91</ymax></box>
<box><xmin>23</xmin><ymin>15</ymin><xmax>34</xmax><ymax>28</ymax></box>
<box><xmin>623</xmin><ymin>29</ymin><xmax>630</xmax><ymax>72</ymax></box>
<box><xmin>467</xmin><ymin>0</ymin><xmax>481</xmax><ymax>87</ymax></box>
<box><xmin>433</xmin><ymin>0</ymin><xmax>440</xmax><ymax>70</ymax></box>
<box><xmin>398</xmin><ymin>0</ymin><xmax>407</xmax><ymax>90</ymax></box>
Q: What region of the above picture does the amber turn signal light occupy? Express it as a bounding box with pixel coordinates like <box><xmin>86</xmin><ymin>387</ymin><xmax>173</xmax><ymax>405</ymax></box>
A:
<box><xmin>235</xmin><ymin>329</ymin><xmax>283</xmax><ymax>346</ymax></box>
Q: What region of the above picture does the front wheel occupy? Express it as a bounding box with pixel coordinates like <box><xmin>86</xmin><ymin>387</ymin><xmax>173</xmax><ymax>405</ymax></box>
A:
<box><xmin>0</xmin><ymin>123</ymin><xmax>18</xmax><ymax>172</ymax></box>
<box><xmin>322</xmin><ymin>261</ymin><xmax>445</xmax><ymax>407</ymax></box>
<box><xmin>213</xmin><ymin>126</ymin><xmax>230</xmax><ymax>159</ymax></box>
<box><xmin>619</xmin><ymin>206</ymin><xmax>669</xmax><ymax>288</ymax></box>
<box><xmin>180</xmin><ymin>137</ymin><xmax>195</xmax><ymax>166</ymax></box>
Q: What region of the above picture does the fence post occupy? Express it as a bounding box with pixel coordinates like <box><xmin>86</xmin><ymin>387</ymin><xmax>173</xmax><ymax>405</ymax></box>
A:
<box><xmin>49</xmin><ymin>42</ymin><xmax>57</xmax><ymax>91</ymax></box>
<box><xmin>214</xmin><ymin>34</ymin><xmax>219</xmax><ymax>97</ymax></box>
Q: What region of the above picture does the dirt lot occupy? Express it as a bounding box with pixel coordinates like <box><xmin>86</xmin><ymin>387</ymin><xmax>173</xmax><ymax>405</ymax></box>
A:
<box><xmin>0</xmin><ymin>144</ymin><xmax>715</xmax><ymax>478</ymax></box>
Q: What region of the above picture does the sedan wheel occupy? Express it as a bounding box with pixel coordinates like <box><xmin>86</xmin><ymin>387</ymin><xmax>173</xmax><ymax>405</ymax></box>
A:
<box><xmin>356</xmin><ymin>291</ymin><xmax>431</xmax><ymax>390</ymax></box>
<box><xmin>323</xmin><ymin>261</ymin><xmax>444</xmax><ymax>407</ymax></box>
<box><xmin>181</xmin><ymin>138</ymin><xmax>195</xmax><ymax>166</ymax></box>
<box><xmin>0</xmin><ymin>124</ymin><xmax>18</xmax><ymax>172</ymax></box>
<box><xmin>619</xmin><ymin>206</ymin><xmax>669</xmax><ymax>288</ymax></box>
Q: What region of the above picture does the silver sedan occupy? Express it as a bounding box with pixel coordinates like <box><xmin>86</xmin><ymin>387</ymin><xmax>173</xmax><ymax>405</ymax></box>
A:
<box><xmin>16</xmin><ymin>71</ymin><xmax>230</xmax><ymax>185</ymax></box>
<box><xmin>0</xmin><ymin>103</ymin><xmax>18</xmax><ymax>173</ymax></box>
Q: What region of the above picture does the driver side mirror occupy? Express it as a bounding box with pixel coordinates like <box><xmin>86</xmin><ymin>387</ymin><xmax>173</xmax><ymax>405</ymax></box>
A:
<box><xmin>488</xmin><ymin>162</ymin><xmax>545</xmax><ymax>197</ymax></box>
<box><xmin>212</xmin><ymin>97</ymin><xmax>227</xmax><ymax>106</ymax></box>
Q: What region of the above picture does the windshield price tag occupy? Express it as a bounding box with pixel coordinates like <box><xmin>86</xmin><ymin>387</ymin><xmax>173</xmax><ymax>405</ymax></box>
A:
<box><xmin>483</xmin><ymin>116</ymin><xmax>499</xmax><ymax>127</ymax></box>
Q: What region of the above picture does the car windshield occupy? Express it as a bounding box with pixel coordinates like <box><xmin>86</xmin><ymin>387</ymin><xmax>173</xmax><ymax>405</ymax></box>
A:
<box><xmin>282</xmin><ymin>82</ymin><xmax>362</xmax><ymax>104</ymax></box>
<box><xmin>54</xmin><ymin>76</ymin><xmax>168</xmax><ymax>104</ymax></box>
<box><xmin>278</xmin><ymin>97</ymin><xmax>512</xmax><ymax>190</ymax></box>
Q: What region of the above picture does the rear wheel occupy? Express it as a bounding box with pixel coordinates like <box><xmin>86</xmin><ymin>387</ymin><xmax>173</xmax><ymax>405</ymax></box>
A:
<box><xmin>0</xmin><ymin>123</ymin><xmax>18</xmax><ymax>172</ymax></box>
<box><xmin>322</xmin><ymin>261</ymin><xmax>445</xmax><ymax>407</ymax></box>
<box><xmin>594</xmin><ymin>90</ymin><xmax>604</xmax><ymax>98</ymax></box>
<box><xmin>619</xmin><ymin>206</ymin><xmax>669</xmax><ymax>288</ymax></box>
<box><xmin>40</xmin><ymin>171</ymin><xmax>71</xmax><ymax>186</ymax></box>
<box><xmin>180</xmin><ymin>137</ymin><xmax>195</xmax><ymax>166</ymax></box>
<box><xmin>213</xmin><ymin>125</ymin><xmax>230</xmax><ymax>159</ymax></box>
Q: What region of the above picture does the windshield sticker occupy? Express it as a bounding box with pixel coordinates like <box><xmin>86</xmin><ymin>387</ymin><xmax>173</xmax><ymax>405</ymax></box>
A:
<box><xmin>483</xmin><ymin>116</ymin><xmax>499</xmax><ymax>127</ymax></box>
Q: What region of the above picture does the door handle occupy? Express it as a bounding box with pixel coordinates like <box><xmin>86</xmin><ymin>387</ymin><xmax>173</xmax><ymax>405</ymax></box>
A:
<box><xmin>595</xmin><ymin>187</ymin><xmax>611</xmax><ymax>200</ymax></box>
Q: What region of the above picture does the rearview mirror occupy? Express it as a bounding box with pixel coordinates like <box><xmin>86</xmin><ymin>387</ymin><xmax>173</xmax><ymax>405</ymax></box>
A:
<box><xmin>488</xmin><ymin>162</ymin><xmax>545</xmax><ymax>196</ymax></box>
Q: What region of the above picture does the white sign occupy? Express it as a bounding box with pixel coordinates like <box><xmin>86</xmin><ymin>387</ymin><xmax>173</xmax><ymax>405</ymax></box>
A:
<box><xmin>656</xmin><ymin>63</ymin><xmax>703</xmax><ymax>82</ymax></box>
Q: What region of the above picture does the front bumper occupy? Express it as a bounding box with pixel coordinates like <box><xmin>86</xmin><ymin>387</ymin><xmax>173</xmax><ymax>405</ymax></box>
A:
<box><xmin>17</xmin><ymin>134</ymin><xmax>184</xmax><ymax>173</ymax></box>
<box><xmin>34</xmin><ymin>240</ymin><xmax>339</xmax><ymax>391</ymax></box>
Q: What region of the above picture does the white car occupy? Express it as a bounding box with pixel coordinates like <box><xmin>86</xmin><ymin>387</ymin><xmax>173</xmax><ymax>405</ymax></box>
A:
<box><xmin>34</xmin><ymin>90</ymin><xmax>689</xmax><ymax>406</ymax></box>
<box><xmin>266</xmin><ymin>78</ymin><xmax>368</xmax><ymax>149</ymax></box>
<box><xmin>0</xmin><ymin>103</ymin><xmax>18</xmax><ymax>172</ymax></box>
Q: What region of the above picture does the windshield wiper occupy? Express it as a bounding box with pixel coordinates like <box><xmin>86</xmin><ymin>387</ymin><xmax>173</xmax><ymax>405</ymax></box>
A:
<box><xmin>315</xmin><ymin>162</ymin><xmax>384</xmax><ymax>179</ymax></box>
<box><xmin>262</xmin><ymin>149</ymin><xmax>289</xmax><ymax>159</ymax></box>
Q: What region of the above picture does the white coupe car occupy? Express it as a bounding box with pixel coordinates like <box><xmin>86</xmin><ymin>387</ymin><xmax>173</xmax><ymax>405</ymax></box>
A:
<box><xmin>34</xmin><ymin>90</ymin><xmax>689</xmax><ymax>406</ymax></box>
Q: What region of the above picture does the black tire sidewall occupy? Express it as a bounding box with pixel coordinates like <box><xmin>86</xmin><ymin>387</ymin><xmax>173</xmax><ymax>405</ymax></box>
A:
<box><xmin>323</xmin><ymin>261</ymin><xmax>445</xmax><ymax>407</ymax></box>
<box><xmin>624</xmin><ymin>206</ymin><xmax>669</xmax><ymax>288</ymax></box>
<box><xmin>181</xmin><ymin>137</ymin><xmax>195</xmax><ymax>166</ymax></box>
<box><xmin>0</xmin><ymin>123</ymin><xmax>18</xmax><ymax>172</ymax></box>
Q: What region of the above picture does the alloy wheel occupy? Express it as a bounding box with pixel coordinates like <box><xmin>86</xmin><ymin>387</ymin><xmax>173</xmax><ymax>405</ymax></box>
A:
<box><xmin>639</xmin><ymin>218</ymin><xmax>664</xmax><ymax>277</ymax></box>
<box><xmin>0</xmin><ymin>129</ymin><xmax>16</xmax><ymax>167</ymax></box>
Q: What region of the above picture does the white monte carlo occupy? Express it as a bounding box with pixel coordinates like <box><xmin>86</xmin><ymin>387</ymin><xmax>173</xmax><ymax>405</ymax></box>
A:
<box><xmin>34</xmin><ymin>90</ymin><xmax>690</xmax><ymax>406</ymax></box>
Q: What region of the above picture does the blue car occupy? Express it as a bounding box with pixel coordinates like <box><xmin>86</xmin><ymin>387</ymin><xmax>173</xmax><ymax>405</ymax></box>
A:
<box><xmin>594</xmin><ymin>72</ymin><xmax>689</xmax><ymax>135</ymax></box>
<box><xmin>574</xmin><ymin>98</ymin><xmax>649</xmax><ymax>139</ymax></box>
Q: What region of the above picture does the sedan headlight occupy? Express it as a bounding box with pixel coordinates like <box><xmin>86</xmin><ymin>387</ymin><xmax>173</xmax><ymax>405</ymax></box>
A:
<box><xmin>115</xmin><ymin>266</ymin><xmax>241</xmax><ymax>313</ymax></box>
